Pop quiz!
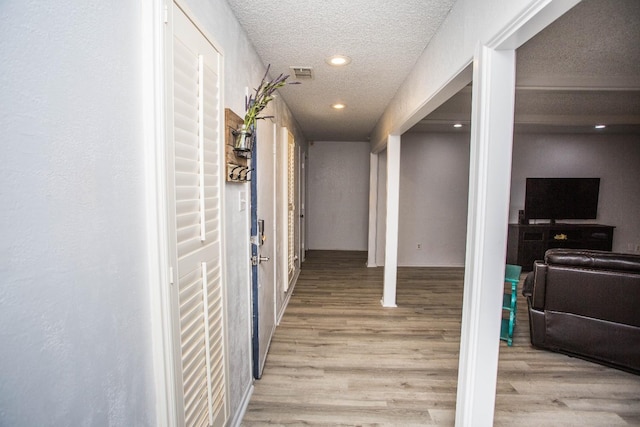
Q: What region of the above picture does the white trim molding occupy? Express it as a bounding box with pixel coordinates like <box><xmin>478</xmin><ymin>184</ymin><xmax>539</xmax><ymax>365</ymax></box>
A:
<box><xmin>142</xmin><ymin>0</ymin><xmax>177</xmax><ymax>425</ymax></box>
<box><xmin>382</xmin><ymin>134</ymin><xmax>401</xmax><ymax>308</ymax></box>
<box><xmin>367</xmin><ymin>152</ymin><xmax>379</xmax><ymax>267</ymax></box>
<box><xmin>455</xmin><ymin>44</ymin><xmax>516</xmax><ymax>427</ymax></box>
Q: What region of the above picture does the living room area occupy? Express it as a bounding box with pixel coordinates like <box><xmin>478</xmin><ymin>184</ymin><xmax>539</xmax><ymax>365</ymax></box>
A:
<box><xmin>390</xmin><ymin>0</ymin><xmax>640</xmax><ymax>270</ymax></box>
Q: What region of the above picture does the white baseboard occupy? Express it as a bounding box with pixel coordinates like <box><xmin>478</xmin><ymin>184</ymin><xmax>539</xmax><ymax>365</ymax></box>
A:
<box><xmin>277</xmin><ymin>269</ymin><xmax>300</xmax><ymax>325</ymax></box>
<box><xmin>229</xmin><ymin>383</ymin><xmax>254</xmax><ymax>427</ymax></box>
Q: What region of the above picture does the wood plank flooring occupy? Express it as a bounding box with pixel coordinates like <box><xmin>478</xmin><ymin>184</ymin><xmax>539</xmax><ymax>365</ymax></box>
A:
<box><xmin>242</xmin><ymin>251</ymin><xmax>640</xmax><ymax>426</ymax></box>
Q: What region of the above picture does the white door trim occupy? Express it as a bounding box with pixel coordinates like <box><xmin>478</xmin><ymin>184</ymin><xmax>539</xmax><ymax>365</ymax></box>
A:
<box><xmin>454</xmin><ymin>2</ymin><xmax>581</xmax><ymax>426</ymax></box>
<box><xmin>142</xmin><ymin>1</ymin><xmax>176</xmax><ymax>425</ymax></box>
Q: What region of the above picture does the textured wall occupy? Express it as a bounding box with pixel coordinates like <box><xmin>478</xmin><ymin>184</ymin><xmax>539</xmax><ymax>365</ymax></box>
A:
<box><xmin>0</xmin><ymin>1</ymin><xmax>156</xmax><ymax>425</ymax></box>
<box><xmin>510</xmin><ymin>133</ymin><xmax>640</xmax><ymax>254</ymax></box>
<box><xmin>376</xmin><ymin>131</ymin><xmax>640</xmax><ymax>267</ymax></box>
<box><xmin>307</xmin><ymin>141</ymin><xmax>370</xmax><ymax>250</ymax></box>
<box><xmin>397</xmin><ymin>133</ymin><xmax>470</xmax><ymax>267</ymax></box>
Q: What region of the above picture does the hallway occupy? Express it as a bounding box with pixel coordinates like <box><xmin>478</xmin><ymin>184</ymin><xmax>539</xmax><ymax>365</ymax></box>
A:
<box><xmin>242</xmin><ymin>251</ymin><xmax>640</xmax><ymax>426</ymax></box>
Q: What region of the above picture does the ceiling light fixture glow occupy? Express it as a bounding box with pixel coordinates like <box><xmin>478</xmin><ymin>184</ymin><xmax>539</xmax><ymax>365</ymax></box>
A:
<box><xmin>453</xmin><ymin>123</ymin><xmax>463</xmax><ymax>128</ymax></box>
<box><xmin>595</xmin><ymin>124</ymin><xmax>606</xmax><ymax>129</ymax></box>
<box><xmin>332</xmin><ymin>103</ymin><xmax>346</xmax><ymax>110</ymax></box>
<box><xmin>326</xmin><ymin>55</ymin><xmax>352</xmax><ymax>66</ymax></box>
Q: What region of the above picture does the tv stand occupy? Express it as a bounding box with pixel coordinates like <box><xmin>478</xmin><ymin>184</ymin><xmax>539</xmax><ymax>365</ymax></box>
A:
<box><xmin>507</xmin><ymin>223</ymin><xmax>615</xmax><ymax>271</ymax></box>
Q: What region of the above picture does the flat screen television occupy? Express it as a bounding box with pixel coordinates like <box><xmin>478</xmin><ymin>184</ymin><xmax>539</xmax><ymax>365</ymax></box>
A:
<box><xmin>524</xmin><ymin>178</ymin><xmax>600</xmax><ymax>223</ymax></box>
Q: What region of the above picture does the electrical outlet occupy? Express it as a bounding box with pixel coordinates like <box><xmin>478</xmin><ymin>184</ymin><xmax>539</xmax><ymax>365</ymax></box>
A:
<box><xmin>417</xmin><ymin>243</ymin><xmax>422</xmax><ymax>250</ymax></box>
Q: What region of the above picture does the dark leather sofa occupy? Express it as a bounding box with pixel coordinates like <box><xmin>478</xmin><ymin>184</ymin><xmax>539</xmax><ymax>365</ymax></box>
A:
<box><xmin>523</xmin><ymin>248</ymin><xmax>640</xmax><ymax>374</ymax></box>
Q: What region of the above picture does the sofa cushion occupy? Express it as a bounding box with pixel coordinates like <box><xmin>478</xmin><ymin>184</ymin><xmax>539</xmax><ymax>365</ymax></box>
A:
<box><xmin>544</xmin><ymin>265</ymin><xmax>640</xmax><ymax>327</ymax></box>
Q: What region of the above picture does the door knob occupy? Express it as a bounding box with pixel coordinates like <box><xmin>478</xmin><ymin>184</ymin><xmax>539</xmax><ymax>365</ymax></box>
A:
<box><xmin>252</xmin><ymin>255</ymin><xmax>270</xmax><ymax>265</ymax></box>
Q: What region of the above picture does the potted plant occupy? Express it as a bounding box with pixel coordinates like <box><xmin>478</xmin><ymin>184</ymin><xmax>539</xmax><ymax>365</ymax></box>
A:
<box><xmin>233</xmin><ymin>65</ymin><xmax>298</xmax><ymax>156</ymax></box>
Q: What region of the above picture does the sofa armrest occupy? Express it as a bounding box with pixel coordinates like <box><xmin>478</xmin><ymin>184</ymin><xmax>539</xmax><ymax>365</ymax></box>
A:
<box><xmin>530</xmin><ymin>261</ymin><xmax>547</xmax><ymax>310</ymax></box>
<box><xmin>522</xmin><ymin>271</ymin><xmax>535</xmax><ymax>297</ymax></box>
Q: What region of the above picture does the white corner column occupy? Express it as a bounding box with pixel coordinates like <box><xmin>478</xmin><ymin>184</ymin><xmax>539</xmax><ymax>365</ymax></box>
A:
<box><xmin>455</xmin><ymin>45</ymin><xmax>516</xmax><ymax>427</ymax></box>
<box><xmin>367</xmin><ymin>152</ymin><xmax>379</xmax><ymax>267</ymax></box>
<box><xmin>382</xmin><ymin>134</ymin><xmax>401</xmax><ymax>307</ymax></box>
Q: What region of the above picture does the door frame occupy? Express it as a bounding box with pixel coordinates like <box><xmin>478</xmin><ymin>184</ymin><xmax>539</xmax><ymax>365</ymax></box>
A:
<box><xmin>142</xmin><ymin>1</ymin><xmax>176</xmax><ymax>424</ymax></box>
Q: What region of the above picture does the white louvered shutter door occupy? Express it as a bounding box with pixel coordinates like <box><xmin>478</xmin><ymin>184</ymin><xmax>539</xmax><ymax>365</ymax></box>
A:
<box><xmin>287</xmin><ymin>134</ymin><xmax>296</xmax><ymax>279</ymax></box>
<box><xmin>172</xmin><ymin>4</ymin><xmax>226</xmax><ymax>427</ymax></box>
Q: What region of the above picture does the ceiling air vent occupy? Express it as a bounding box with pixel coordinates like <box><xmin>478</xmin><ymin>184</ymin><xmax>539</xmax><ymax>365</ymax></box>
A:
<box><xmin>290</xmin><ymin>66</ymin><xmax>314</xmax><ymax>80</ymax></box>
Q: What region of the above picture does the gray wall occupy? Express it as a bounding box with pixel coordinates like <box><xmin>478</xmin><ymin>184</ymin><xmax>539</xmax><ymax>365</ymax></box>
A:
<box><xmin>307</xmin><ymin>141</ymin><xmax>370</xmax><ymax>250</ymax></box>
<box><xmin>374</xmin><ymin>131</ymin><xmax>640</xmax><ymax>267</ymax></box>
<box><xmin>510</xmin><ymin>133</ymin><xmax>640</xmax><ymax>254</ymax></box>
<box><xmin>0</xmin><ymin>0</ymin><xmax>307</xmax><ymax>424</ymax></box>
<box><xmin>0</xmin><ymin>1</ymin><xmax>156</xmax><ymax>425</ymax></box>
<box><xmin>398</xmin><ymin>133</ymin><xmax>471</xmax><ymax>266</ymax></box>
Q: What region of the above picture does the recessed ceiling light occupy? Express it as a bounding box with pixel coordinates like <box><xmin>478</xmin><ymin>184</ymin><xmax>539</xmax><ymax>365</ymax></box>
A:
<box><xmin>595</xmin><ymin>124</ymin><xmax>606</xmax><ymax>129</ymax></box>
<box><xmin>332</xmin><ymin>103</ymin><xmax>346</xmax><ymax>110</ymax></box>
<box><xmin>453</xmin><ymin>123</ymin><xmax>463</xmax><ymax>128</ymax></box>
<box><xmin>326</xmin><ymin>55</ymin><xmax>352</xmax><ymax>66</ymax></box>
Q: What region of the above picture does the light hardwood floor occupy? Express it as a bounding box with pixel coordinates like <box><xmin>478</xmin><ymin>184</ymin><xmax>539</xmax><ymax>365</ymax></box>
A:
<box><xmin>242</xmin><ymin>251</ymin><xmax>640</xmax><ymax>426</ymax></box>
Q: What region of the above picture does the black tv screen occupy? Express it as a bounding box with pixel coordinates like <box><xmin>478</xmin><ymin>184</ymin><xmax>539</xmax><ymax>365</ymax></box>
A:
<box><xmin>524</xmin><ymin>178</ymin><xmax>600</xmax><ymax>222</ymax></box>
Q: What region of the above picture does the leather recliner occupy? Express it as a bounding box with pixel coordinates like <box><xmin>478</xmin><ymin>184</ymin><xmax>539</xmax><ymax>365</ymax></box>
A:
<box><xmin>523</xmin><ymin>248</ymin><xmax>640</xmax><ymax>374</ymax></box>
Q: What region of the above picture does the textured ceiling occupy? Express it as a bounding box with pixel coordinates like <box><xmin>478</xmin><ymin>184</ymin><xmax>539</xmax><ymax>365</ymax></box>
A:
<box><xmin>516</xmin><ymin>0</ymin><xmax>640</xmax><ymax>88</ymax></box>
<box><xmin>227</xmin><ymin>0</ymin><xmax>640</xmax><ymax>140</ymax></box>
<box><xmin>413</xmin><ymin>0</ymin><xmax>640</xmax><ymax>134</ymax></box>
<box><xmin>226</xmin><ymin>0</ymin><xmax>456</xmax><ymax>141</ymax></box>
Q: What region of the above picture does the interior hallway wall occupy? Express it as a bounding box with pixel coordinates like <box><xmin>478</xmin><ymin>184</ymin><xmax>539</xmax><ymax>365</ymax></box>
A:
<box><xmin>0</xmin><ymin>1</ymin><xmax>156</xmax><ymax>425</ymax></box>
<box><xmin>0</xmin><ymin>0</ymin><xmax>307</xmax><ymax>424</ymax></box>
<box><xmin>307</xmin><ymin>141</ymin><xmax>370</xmax><ymax>250</ymax></box>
